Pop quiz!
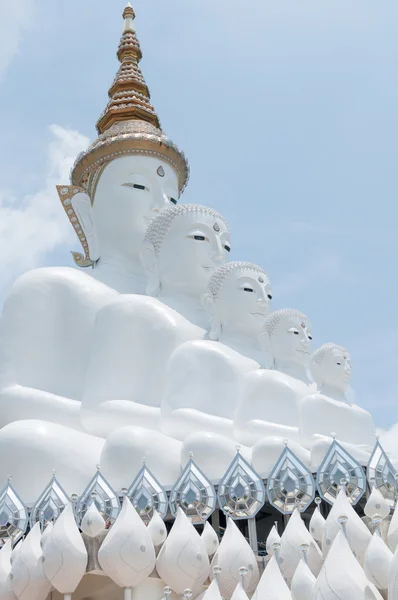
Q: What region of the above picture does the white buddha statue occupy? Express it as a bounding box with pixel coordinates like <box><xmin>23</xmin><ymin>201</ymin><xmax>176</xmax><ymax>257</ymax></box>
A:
<box><xmin>203</xmin><ymin>261</ymin><xmax>273</xmax><ymax>362</ymax></box>
<box><xmin>234</xmin><ymin>308</ymin><xmax>314</xmax><ymax>474</ymax></box>
<box><xmin>80</xmin><ymin>203</ymin><xmax>230</xmax><ymax>439</ymax></box>
<box><xmin>141</xmin><ymin>204</ymin><xmax>231</xmax><ymax>328</ymax></box>
<box><xmin>162</xmin><ymin>261</ymin><xmax>272</xmax><ymax>442</ymax></box>
<box><xmin>0</xmin><ymin>5</ymin><xmax>191</xmax><ymax>499</ymax></box>
<box><xmin>299</xmin><ymin>343</ymin><xmax>376</xmax><ymax>467</ymax></box>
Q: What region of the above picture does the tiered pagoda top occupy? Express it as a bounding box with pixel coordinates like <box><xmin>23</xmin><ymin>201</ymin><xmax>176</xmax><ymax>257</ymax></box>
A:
<box><xmin>71</xmin><ymin>3</ymin><xmax>189</xmax><ymax>199</ymax></box>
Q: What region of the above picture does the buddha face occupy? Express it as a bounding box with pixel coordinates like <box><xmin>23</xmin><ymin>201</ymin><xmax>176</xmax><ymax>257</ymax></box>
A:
<box><xmin>270</xmin><ymin>316</ymin><xmax>313</xmax><ymax>367</ymax></box>
<box><xmin>206</xmin><ymin>265</ymin><xmax>272</xmax><ymax>338</ymax></box>
<box><xmin>315</xmin><ymin>347</ymin><xmax>351</xmax><ymax>392</ymax></box>
<box><xmin>92</xmin><ymin>155</ymin><xmax>178</xmax><ymax>260</ymax></box>
<box><xmin>143</xmin><ymin>207</ymin><xmax>231</xmax><ymax>298</ymax></box>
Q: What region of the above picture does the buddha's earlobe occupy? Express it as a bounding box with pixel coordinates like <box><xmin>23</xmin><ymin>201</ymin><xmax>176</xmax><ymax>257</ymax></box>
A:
<box><xmin>140</xmin><ymin>240</ymin><xmax>160</xmax><ymax>297</ymax></box>
<box><xmin>57</xmin><ymin>186</ymin><xmax>100</xmax><ymax>267</ymax></box>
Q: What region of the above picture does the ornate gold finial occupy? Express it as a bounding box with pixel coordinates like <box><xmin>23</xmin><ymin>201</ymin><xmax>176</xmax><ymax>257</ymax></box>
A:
<box><xmin>123</xmin><ymin>3</ymin><xmax>135</xmax><ymax>20</ymax></box>
<box><xmin>96</xmin><ymin>3</ymin><xmax>159</xmax><ymax>134</ymax></box>
<box><xmin>71</xmin><ymin>4</ymin><xmax>189</xmax><ymax>196</ymax></box>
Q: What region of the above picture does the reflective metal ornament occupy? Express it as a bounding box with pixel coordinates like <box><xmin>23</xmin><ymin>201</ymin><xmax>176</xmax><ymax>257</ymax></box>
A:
<box><xmin>367</xmin><ymin>441</ymin><xmax>397</xmax><ymax>508</ymax></box>
<box><xmin>0</xmin><ymin>481</ymin><xmax>28</xmax><ymax>543</ymax></box>
<box><xmin>267</xmin><ymin>447</ymin><xmax>315</xmax><ymax>514</ymax></box>
<box><xmin>169</xmin><ymin>459</ymin><xmax>216</xmax><ymax>524</ymax></box>
<box><xmin>76</xmin><ymin>469</ymin><xmax>120</xmax><ymax>527</ymax></box>
<box><xmin>218</xmin><ymin>452</ymin><xmax>265</xmax><ymax>519</ymax></box>
<box><xmin>316</xmin><ymin>440</ymin><xmax>366</xmax><ymax>505</ymax></box>
<box><xmin>127</xmin><ymin>465</ymin><xmax>168</xmax><ymax>523</ymax></box>
<box><xmin>30</xmin><ymin>475</ymin><xmax>69</xmax><ymax>529</ymax></box>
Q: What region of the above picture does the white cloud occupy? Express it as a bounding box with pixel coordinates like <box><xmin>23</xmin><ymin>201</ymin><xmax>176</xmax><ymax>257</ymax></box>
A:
<box><xmin>0</xmin><ymin>125</ymin><xmax>90</xmax><ymax>289</ymax></box>
<box><xmin>0</xmin><ymin>0</ymin><xmax>35</xmax><ymax>79</ymax></box>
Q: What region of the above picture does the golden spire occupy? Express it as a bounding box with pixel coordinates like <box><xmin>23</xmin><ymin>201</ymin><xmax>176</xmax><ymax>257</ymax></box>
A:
<box><xmin>71</xmin><ymin>4</ymin><xmax>189</xmax><ymax>196</ymax></box>
<box><xmin>96</xmin><ymin>3</ymin><xmax>160</xmax><ymax>133</ymax></box>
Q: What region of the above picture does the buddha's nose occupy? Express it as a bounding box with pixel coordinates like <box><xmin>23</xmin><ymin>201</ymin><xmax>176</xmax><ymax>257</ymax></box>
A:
<box><xmin>151</xmin><ymin>191</ymin><xmax>169</xmax><ymax>212</ymax></box>
<box><xmin>210</xmin><ymin>237</ymin><xmax>224</xmax><ymax>263</ymax></box>
<box><xmin>257</xmin><ymin>292</ymin><xmax>267</xmax><ymax>307</ymax></box>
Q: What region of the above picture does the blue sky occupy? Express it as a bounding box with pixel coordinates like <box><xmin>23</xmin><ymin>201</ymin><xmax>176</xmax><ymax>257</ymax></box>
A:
<box><xmin>0</xmin><ymin>0</ymin><xmax>397</xmax><ymax>428</ymax></box>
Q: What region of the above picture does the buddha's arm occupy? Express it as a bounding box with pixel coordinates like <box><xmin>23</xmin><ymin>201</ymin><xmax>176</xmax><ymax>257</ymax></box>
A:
<box><xmin>81</xmin><ymin>400</ymin><xmax>161</xmax><ymax>438</ymax></box>
<box><xmin>0</xmin><ymin>384</ymin><xmax>82</xmax><ymax>431</ymax></box>
<box><xmin>161</xmin><ymin>407</ymin><xmax>233</xmax><ymax>441</ymax></box>
<box><xmin>234</xmin><ymin>374</ymin><xmax>301</xmax><ymax>446</ymax></box>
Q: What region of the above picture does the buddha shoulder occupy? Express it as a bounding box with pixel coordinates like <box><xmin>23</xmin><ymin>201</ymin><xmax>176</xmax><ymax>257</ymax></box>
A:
<box><xmin>242</xmin><ymin>368</ymin><xmax>313</xmax><ymax>396</ymax></box>
<box><xmin>7</xmin><ymin>266</ymin><xmax>117</xmax><ymax>305</ymax></box>
<box><xmin>93</xmin><ymin>294</ymin><xmax>204</xmax><ymax>340</ymax></box>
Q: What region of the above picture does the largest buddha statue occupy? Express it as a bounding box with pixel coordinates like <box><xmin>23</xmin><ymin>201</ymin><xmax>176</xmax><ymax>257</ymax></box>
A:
<box><xmin>0</xmin><ymin>4</ymin><xmax>193</xmax><ymax>498</ymax></box>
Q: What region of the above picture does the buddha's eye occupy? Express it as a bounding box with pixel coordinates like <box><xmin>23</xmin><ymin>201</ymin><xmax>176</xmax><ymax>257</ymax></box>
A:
<box><xmin>243</xmin><ymin>287</ymin><xmax>254</xmax><ymax>292</ymax></box>
<box><xmin>268</xmin><ymin>294</ymin><xmax>273</xmax><ymax>300</ymax></box>
<box><xmin>189</xmin><ymin>235</ymin><xmax>207</xmax><ymax>241</ymax></box>
<box><xmin>308</xmin><ymin>335</ymin><xmax>313</xmax><ymax>340</ymax></box>
<box><xmin>170</xmin><ymin>197</ymin><xmax>177</xmax><ymax>205</ymax></box>
<box><xmin>122</xmin><ymin>183</ymin><xmax>148</xmax><ymax>191</ymax></box>
<box><xmin>224</xmin><ymin>244</ymin><xmax>231</xmax><ymax>252</ymax></box>
<box><xmin>337</xmin><ymin>362</ymin><xmax>341</xmax><ymax>366</ymax></box>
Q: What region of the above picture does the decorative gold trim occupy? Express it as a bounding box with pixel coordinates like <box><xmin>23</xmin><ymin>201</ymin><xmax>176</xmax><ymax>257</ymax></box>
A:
<box><xmin>56</xmin><ymin>185</ymin><xmax>96</xmax><ymax>268</ymax></box>
<box><xmin>70</xmin><ymin>5</ymin><xmax>189</xmax><ymax>196</ymax></box>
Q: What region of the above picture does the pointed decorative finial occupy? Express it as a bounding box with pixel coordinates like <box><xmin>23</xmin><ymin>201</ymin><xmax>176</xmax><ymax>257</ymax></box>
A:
<box><xmin>71</xmin><ymin>3</ymin><xmax>189</xmax><ymax>196</ymax></box>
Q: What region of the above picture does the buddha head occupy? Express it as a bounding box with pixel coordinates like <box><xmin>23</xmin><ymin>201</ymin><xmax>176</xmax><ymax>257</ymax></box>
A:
<box><xmin>310</xmin><ymin>343</ymin><xmax>351</xmax><ymax>393</ymax></box>
<box><xmin>203</xmin><ymin>261</ymin><xmax>272</xmax><ymax>340</ymax></box>
<box><xmin>91</xmin><ymin>155</ymin><xmax>179</xmax><ymax>262</ymax></box>
<box><xmin>262</xmin><ymin>309</ymin><xmax>313</xmax><ymax>369</ymax></box>
<box><xmin>142</xmin><ymin>204</ymin><xmax>231</xmax><ymax>299</ymax></box>
<box><xmin>58</xmin><ymin>7</ymin><xmax>189</xmax><ymax>272</ymax></box>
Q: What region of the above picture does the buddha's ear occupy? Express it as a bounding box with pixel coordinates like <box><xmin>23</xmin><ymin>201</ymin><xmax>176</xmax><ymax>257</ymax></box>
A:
<box><xmin>140</xmin><ymin>239</ymin><xmax>160</xmax><ymax>297</ymax></box>
<box><xmin>57</xmin><ymin>186</ymin><xmax>100</xmax><ymax>267</ymax></box>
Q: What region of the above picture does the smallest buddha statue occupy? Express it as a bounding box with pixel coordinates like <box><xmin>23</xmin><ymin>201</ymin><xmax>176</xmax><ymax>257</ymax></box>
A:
<box><xmin>299</xmin><ymin>343</ymin><xmax>376</xmax><ymax>467</ymax></box>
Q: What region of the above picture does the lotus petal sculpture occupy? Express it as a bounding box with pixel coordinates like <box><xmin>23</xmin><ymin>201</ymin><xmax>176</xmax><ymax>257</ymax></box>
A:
<box><xmin>279</xmin><ymin>509</ymin><xmax>322</xmax><ymax>583</ymax></box>
<box><xmin>365</xmin><ymin>488</ymin><xmax>390</xmax><ymax>521</ymax></box>
<box><xmin>291</xmin><ymin>559</ymin><xmax>316</xmax><ymax>600</ymax></box>
<box><xmin>202</xmin><ymin>579</ymin><xmax>223</xmax><ymax>600</ymax></box>
<box><xmin>210</xmin><ymin>518</ymin><xmax>259</xmax><ymax>599</ymax></box>
<box><xmin>388</xmin><ymin>540</ymin><xmax>398</xmax><ymax>599</ymax></box>
<box><xmin>314</xmin><ymin>531</ymin><xmax>383</xmax><ymax>599</ymax></box>
<box><xmin>98</xmin><ymin>496</ymin><xmax>155</xmax><ymax>588</ymax></box>
<box><xmin>251</xmin><ymin>556</ymin><xmax>292</xmax><ymax>600</ymax></box>
<box><xmin>388</xmin><ymin>502</ymin><xmax>398</xmax><ymax>552</ymax></box>
<box><xmin>201</xmin><ymin>522</ymin><xmax>219</xmax><ymax>557</ymax></box>
<box><xmin>80</xmin><ymin>502</ymin><xmax>106</xmax><ymax>538</ymax></box>
<box><xmin>265</xmin><ymin>524</ymin><xmax>281</xmax><ymax>556</ymax></box>
<box><xmin>364</xmin><ymin>532</ymin><xmax>392</xmax><ymax>591</ymax></box>
<box><xmin>9</xmin><ymin>523</ymin><xmax>51</xmax><ymax>600</ymax></box>
<box><xmin>156</xmin><ymin>508</ymin><xmax>209</xmax><ymax>594</ymax></box>
<box><xmin>147</xmin><ymin>510</ymin><xmax>167</xmax><ymax>548</ymax></box>
<box><xmin>42</xmin><ymin>503</ymin><xmax>88</xmax><ymax>594</ymax></box>
<box><xmin>0</xmin><ymin>539</ymin><xmax>15</xmax><ymax>600</ymax></box>
<box><xmin>230</xmin><ymin>582</ymin><xmax>249</xmax><ymax>600</ymax></box>
<box><xmin>309</xmin><ymin>503</ymin><xmax>325</xmax><ymax>547</ymax></box>
<box><xmin>322</xmin><ymin>488</ymin><xmax>371</xmax><ymax>565</ymax></box>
